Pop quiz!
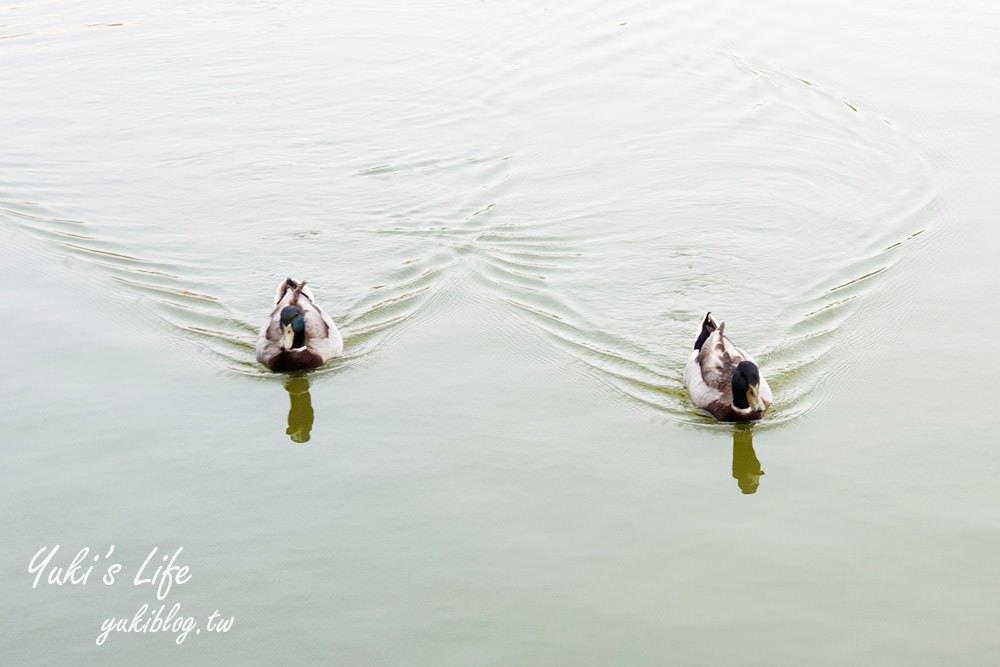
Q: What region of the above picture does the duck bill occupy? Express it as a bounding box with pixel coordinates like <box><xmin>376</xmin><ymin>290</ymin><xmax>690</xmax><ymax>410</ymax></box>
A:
<box><xmin>747</xmin><ymin>385</ymin><xmax>766</xmax><ymax>413</ymax></box>
<box><xmin>280</xmin><ymin>324</ymin><xmax>295</xmax><ymax>351</ymax></box>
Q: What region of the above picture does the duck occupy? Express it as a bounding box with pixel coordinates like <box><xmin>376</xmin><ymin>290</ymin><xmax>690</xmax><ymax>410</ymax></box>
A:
<box><xmin>255</xmin><ymin>278</ymin><xmax>344</xmax><ymax>371</ymax></box>
<box><xmin>684</xmin><ymin>312</ymin><xmax>772</xmax><ymax>421</ymax></box>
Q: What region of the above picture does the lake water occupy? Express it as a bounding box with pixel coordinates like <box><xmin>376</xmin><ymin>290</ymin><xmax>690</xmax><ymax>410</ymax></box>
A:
<box><xmin>3</xmin><ymin>0</ymin><xmax>999</xmax><ymax>664</ymax></box>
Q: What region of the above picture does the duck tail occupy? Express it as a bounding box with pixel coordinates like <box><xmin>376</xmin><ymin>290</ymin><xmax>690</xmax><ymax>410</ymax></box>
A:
<box><xmin>693</xmin><ymin>312</ymin><xmax>719</xmax><ymax>350</ymax></box>
<box><xmin>274</xmin><ymin>277</ymin><xmax>295</xmax><ymax>304</ymax></box>
<box><xmin>275</xmin><ymin>277</ymin><xmax>309</xmax><ymax>304</ymax></box>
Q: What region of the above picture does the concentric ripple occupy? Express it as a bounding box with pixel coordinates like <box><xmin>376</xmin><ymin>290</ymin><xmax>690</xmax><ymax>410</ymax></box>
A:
<box><xmin>2</xmin><ymin>0</ymin><xmax>937</xmax><ymax>420</ymax></box>
<box><xmin>437</xmin><ymin>10</ymin><xmax>939</xmax><ymax>425</ymax></box>
<box><xmin>0</xmin><ymin>188</ymin><xmax>450</xmax><ymax>378</ymax></box>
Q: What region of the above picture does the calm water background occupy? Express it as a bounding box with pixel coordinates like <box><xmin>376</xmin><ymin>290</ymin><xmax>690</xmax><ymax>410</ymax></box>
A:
<box><xmin>3</xmin><ymin>0</ymin><xmax>999</xmax><ymax>664</ymax></box>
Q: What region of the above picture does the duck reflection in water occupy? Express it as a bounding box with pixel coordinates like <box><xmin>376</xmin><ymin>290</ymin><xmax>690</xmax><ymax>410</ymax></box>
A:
<box><xmin>732</xmin><ymin>427</ymin><xmax>764</xmax><ymax>494</ymax></box>
<box><xmin>284</xmin><ymin>375</ymin><xmax>315</xmax><ymax>443</ymax></box>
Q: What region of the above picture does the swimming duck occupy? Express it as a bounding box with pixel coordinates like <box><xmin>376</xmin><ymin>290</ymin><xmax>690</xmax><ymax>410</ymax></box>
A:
<box><xmin>255</xmin><ymin>278</ymin><xmax>344</xmax><ymax>371</ymax></box>
<box><xmin>684</xmin><ymin>312</ymin><xmax>772</xmax><ymax>421</ymax></box>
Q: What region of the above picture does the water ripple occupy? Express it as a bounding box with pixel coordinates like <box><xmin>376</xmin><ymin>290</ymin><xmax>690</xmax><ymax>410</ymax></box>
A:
<box><xmin>1</xmin><ymin>0</ymin><xmax>939</xmax><ymax>419</ymax></box>
<box><xmin>0</xmin><ymin>191</ymin><xmax>448</xmax><ymax>378</ymax></box>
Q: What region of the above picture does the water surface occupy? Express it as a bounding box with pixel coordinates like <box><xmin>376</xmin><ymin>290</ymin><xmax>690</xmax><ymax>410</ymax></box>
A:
<box><xmin>3</xmin><ymin>1</ymin><xmax>999</xmax><ymax>665</ymax></box>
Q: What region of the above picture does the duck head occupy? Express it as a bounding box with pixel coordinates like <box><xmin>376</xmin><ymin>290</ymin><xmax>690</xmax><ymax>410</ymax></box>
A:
<box><xmin>731</xmin><ymin>361</ymin><xmax>766</xmax><ymax>414</ymax></box>
<box><xmin>279</xmin><ymin>306</ymin><xmax>307</xmax><ymax>350</ymax></box>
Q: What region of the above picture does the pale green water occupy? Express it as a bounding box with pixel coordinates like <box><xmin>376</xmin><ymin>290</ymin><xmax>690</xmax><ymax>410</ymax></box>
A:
<box><xmin>3</xmin><ymin>1</ymin><xmax>999</xmax><ymax>665</ymax></box>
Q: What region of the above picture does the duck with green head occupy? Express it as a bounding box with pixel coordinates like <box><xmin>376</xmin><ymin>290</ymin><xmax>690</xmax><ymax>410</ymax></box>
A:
<box><xmin>684</xmin><ymin>312</ymin><xmax>772</xmax><ymax>421</ymax></box>
<box><xmin>256</xmin><ymin>278</ymin><xmax>343</xmax><ymax>371</ymax></box>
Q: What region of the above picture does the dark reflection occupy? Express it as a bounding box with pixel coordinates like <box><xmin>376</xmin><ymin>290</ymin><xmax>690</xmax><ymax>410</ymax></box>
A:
<box><xmin>732</xmin><ymin>427</ymin><xmax>764</xmax><ymax>494</ymax></box>
<box><xmin>284</xmin><ymin>375</ymin><xmax>314</xmax><ymax>443</ymax></box>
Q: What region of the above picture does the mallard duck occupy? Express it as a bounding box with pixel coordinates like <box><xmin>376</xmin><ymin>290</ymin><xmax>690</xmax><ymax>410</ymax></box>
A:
<box><xmin>684</xmin><ymin>312</ymin><xmax>772</xmax><ymax>421</ymax></box>
<box><xmin>255</xmin><ymin>278</ymin><xmax>344</xmax><ymax>371</ymax></box>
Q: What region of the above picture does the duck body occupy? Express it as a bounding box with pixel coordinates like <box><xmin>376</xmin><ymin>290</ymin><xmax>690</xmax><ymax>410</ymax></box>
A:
<box><xmin>684</xmin><ymin>312</ymin><xmax>772</xmax><ymax>421</ymax></box>
<box><xmin>256</xmin><ymin>278</ymin><xmax>344</xmax><ymax>371</ymax></box>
